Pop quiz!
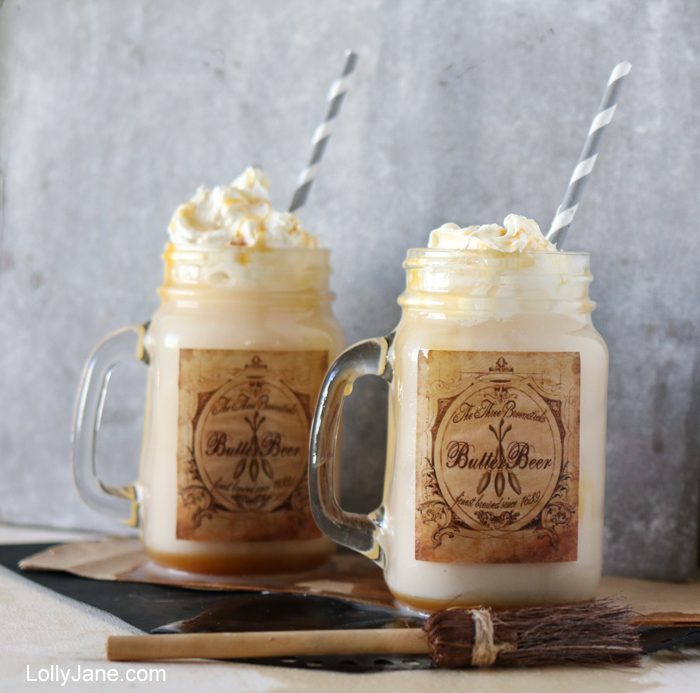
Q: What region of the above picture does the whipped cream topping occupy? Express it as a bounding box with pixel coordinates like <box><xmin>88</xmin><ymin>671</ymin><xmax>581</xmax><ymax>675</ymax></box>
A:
<box><xmin>428</xmin><ymin>214</ymin><xmax>556</xmax><ymax>253</ymax></box>
<box><xmin>408</xmin><ymin>214</ymin><xmax>591</xmax><ymax>320</ymax></box>
<box><xmin>168</xmin><ymin>167</ymin><xmax>317</xmax><ymax>249</ymax></box>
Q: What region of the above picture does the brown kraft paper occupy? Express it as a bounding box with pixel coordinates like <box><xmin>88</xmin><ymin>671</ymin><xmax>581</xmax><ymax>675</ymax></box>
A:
<box><xmin>416</xmin><ymin>351</ymin><xmax>581</xmax><ymax>564</ymax></box>
<box><xmin>177</xmin><ymin>349</ymin><xmax>328</xmax><ymax>542</ymax></box>
<box><xmin>19</xmin><ymin>539</ymin><xmax>700</xmax><ymax>625</ymax></box>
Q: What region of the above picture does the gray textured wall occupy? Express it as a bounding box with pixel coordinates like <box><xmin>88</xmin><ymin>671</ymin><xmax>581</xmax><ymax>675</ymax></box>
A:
<box><xmin>0</xmin><ymin>0</ymin><xmax>698</xmax><ymax>579</ymax></box>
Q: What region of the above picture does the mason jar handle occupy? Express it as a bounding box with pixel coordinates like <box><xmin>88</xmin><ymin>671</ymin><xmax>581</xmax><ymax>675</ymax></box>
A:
<box><xmin>309</xmin><ymin>333</ymin><xmax>394</xmax><ymax>565</ymax></box>
<box><xmin>71</xmin><ymin>324</ymin><xmax>149</xmax><ymax>527</ymax></box>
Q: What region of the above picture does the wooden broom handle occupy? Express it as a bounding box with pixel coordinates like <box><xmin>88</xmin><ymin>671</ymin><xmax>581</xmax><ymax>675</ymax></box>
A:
<box><xmin>107</xmin><ymin>629</ymin><xmax>430</xmax><ymax>662</ymax></box>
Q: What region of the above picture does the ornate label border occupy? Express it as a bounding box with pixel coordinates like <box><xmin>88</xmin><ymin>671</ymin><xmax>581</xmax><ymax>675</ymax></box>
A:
<box><xmin>415</xmin><ymin>351</ymin><xmax>580</xmax><ymax>564</ymax></box>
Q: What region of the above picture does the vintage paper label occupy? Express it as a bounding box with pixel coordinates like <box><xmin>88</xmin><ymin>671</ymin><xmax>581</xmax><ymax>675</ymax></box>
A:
<box><xmin>176</xmin><ymin>349</ymin><xmax>328</xmax><ymax>542</ymax></box>
<box><xmin>415</xmin><ymin>351</ymin><xmax>580</xmax><ymax>564</ymax></box>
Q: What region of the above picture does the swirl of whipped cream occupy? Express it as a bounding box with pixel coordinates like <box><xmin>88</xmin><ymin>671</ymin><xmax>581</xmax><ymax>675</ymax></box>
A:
<box><xmin>428</xmin><ymin>214</ymin><xmax>556</xmax><ymax>253</ymax></box>
<box><xmin>168</xmin><ymin>167</ymin><xmax>317</xmax><ymax>249</ymax></box>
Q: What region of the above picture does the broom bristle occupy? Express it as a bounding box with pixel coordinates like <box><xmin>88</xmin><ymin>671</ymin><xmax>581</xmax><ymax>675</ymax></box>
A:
<box><xmin>425</xmin><ymin>598</ymin><xmax>642</xmax><ymax>668</ymax></box>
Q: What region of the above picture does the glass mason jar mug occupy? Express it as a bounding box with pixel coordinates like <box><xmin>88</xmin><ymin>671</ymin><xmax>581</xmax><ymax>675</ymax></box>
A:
<box><xmin>310</xmin><ymin>250</ymin><xmax>608</xmax><ymax>608</ymax></box>
<box><xmin>73</xmin><ymin>245</ymin><xmax>344</xmax><ymax>574</ymax></box>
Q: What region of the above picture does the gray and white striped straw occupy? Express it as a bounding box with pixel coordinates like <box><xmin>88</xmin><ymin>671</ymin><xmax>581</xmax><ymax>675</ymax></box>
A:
<box><xmin>547</xmin><ymin>61</ymin><xmax>632</xmax><ymax>247</ymax></box>
<box><xmin>288</xmin><ymin>50</ymin><xmax>358</xmax><ymax>213</ymax></box>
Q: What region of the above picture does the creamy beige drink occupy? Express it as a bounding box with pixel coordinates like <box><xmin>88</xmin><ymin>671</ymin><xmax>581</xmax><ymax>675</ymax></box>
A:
<box><xmin>74</xmin><ymin>167</ymin><xmax>343</xmax><ymax>574</ymax></box>
<box><xmin>139</xmin><ymin>167</ymin><xmax>343</xmax><ymax>573</ymax></box>
<box><xmin>310</xmin><ymin>214</ymin><xmax>607</xmax><ymax>608</ymax></box>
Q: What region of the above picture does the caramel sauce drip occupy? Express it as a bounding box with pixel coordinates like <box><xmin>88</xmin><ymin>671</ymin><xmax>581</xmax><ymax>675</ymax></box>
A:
<box><xmin>147</xmin><ymin>547</ymin><xmax>334</xmax><ymax>576</ymax></box>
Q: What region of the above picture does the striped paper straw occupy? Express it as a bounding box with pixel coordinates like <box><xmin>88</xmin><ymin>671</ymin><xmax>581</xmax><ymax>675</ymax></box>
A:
<box><xmin>547</xmin><ymin>61</ymin><xmax>632</xmax><ymax>247</ymax></box>
<box><xmin>288</xmin><ymin>50</ymin><xmax>358</xmax><ymax>213</ymax></box>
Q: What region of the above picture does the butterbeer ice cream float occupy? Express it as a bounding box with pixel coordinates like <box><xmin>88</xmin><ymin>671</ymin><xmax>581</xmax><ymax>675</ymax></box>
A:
<box><xmin>310</xmin><ymin>214</ymin><xmax>608</xmax><ymax>608</ymax></box>
<box><xmin>74</xmin><ymin>166</ymin><xmax>344</xmax><ymax>575</ymax></box>
<box><xmin>74</xmin><ymin>50</ymin><xmax>359</xmax><ymax>576</ymax></box>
